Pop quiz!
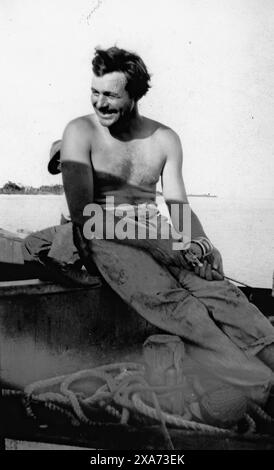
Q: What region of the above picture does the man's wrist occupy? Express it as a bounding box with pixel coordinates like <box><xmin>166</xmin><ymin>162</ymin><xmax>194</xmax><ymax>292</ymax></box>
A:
<box><xmin>193</xmin><ymin>237</ymin><xmax>214</xmax><ymax>257</ymax></box>
<box><xmin>182</xmin><ymin>237</ymin><xmax>214</xmax><ymax>269</ymax></box>
<box><xmin>189</xmin><ymin>241</ymin><xmax>203</xmax><ymax>259</ymax></box>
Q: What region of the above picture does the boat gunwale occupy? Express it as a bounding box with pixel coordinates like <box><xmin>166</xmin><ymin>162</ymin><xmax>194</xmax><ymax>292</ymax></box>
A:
<box><xmin>0</xmin><ymin>278</ymin><xmax>102</xmax><ymax>297</ymax></box>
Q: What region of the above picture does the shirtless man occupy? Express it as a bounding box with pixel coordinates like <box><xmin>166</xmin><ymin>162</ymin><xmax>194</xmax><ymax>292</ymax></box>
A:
<box><xmin>61</xmin><ymin>47</ymin><xmax>274</xmax><ymax>408</ymax></box>
<box><xmin>61</xmin><ymin>47</ymin><xmax>222</xmax><ymax>279</ymax></box>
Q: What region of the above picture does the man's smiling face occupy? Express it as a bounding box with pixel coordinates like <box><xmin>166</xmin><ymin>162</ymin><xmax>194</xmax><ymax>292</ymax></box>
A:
<box><xmin>91</xmin><ymin>71</ymin><xmax>135</xmax><ymax>127</ymax></box>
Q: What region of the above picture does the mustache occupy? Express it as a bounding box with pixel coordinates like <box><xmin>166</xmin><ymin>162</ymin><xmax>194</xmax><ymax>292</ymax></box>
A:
<box><xmin>96</xmin><ymin>107</ymin><xmax>117</xmax><ymax>114</ymax></box>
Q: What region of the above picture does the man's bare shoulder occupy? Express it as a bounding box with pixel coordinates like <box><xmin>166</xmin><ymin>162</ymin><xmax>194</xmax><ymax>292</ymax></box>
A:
<box><xmin>144</xmin><ymin>117</ymin><xmax>180</xmax><ymax>140</ymax></box>
<box><xmin>61</xmin><ymin>115</ymin><xmax>99</xmax><ymax>163</ymax></box>
<box><xmin>144</xmin><ymin>117</ymin><xmax>182</xmax><ymax>155</ymax></box>
<box><xmin>64</xmin><ymin>114</ymin><xmax>98</xmax><ymax>137</ymax></box>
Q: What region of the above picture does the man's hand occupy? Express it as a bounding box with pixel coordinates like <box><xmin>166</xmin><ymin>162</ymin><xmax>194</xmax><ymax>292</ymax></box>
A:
<box><xmin>194</xmin><ymin>246</ymin><xmax>224</xmax><ymax>281</ymax></box>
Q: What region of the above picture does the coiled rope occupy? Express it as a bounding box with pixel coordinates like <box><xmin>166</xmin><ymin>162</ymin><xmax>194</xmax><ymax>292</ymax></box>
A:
<box><xmin>3</xmin><ymin>362</ymin><xmax>273</xmax><ymax>447</ymax></box>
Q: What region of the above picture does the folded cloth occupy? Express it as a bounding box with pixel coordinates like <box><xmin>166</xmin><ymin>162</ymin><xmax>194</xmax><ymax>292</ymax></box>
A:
<box><xmin>22</xmin><ymin>224</ymin><xmax>100</xmax><ymax>285</ymax></box>
<box><xmin>22</xmin><ymin>225</ymin><xmax>79</xmax><ymax>265</ymax></box>
<box><xmin>47</xmin><ymin>223</ymin><xmax>76</xmax><ymax>264</ymax></box>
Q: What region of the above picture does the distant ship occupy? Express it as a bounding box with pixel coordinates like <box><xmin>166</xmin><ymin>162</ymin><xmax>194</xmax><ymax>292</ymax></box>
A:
<box><xmin>187</xmin><ymin>193</ymin><xmax>217</xmax><ymax>198</ymax></box>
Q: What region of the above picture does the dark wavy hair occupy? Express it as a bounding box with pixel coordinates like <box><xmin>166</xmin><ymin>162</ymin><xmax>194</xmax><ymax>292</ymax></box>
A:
<box><xmin>92</xmin><ymin>47</ymin><xmax>151</xmax><ymax>101</ymax></box>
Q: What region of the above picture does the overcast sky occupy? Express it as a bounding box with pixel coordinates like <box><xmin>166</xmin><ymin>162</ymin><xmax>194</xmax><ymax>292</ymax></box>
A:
<box><xmin>1</xmin><ymin>0</ymin><xmax>274</xmax><ymax>199</ymax></box>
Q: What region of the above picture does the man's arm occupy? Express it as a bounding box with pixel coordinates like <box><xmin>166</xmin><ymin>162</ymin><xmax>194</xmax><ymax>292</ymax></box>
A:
<box><xmin>161</xmin><ymin>129</ymin><xmax>207</xmax><ymax>240</ymax></box>
<box><xmin>161</xmin><ymin>129</ymin><xmax>224</xmax><ymax>280</ymax></box>
<box><xmin>60</xmin><ymin>119</ymin><xmax>97</xmax><ymax>271</ymax></box>
<box><xmin>61</xmin><ymin>118</ymin><xmax>94</xmax><ymax>226</ymax></box>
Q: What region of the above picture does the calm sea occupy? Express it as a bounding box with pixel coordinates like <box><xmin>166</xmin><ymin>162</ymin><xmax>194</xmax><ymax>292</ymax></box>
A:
<box><xmin>0</xmin><ymin>194</ymin><xmax>273</xmax><ymax>288</ymax></box>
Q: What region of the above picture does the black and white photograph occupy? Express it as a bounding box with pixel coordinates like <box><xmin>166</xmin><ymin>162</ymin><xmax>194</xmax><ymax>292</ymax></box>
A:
<box><xmin>1</xmin><ymin>0</ymin><xmax>274</xmax><ymax>456</ymax></box>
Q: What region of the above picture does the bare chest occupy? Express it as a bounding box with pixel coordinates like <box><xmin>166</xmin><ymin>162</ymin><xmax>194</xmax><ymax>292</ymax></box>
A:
<box><xmin>91</xmin><ymin>138</ymin><xmax>165</xmax><ymax>186</ymax></box>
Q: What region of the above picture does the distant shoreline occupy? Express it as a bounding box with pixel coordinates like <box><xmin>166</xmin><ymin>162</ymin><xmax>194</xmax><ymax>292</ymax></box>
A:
<box><xmin>0</xmin><ymin>181</ymin><xmax>64</xmax><ymax>195</ymax></box>
<box><xmin>0</xmin><ymin>186</ymin><xmax>63</xmax><ymax>196</ymax></box>
<box><xmin>0</xmin><ymin>192</ymin><xmax>63</xmax><ymax>196</ymax></box>
<box><xmin>188</xmin><ymin>194</ymin><xmax>217</xmax><ymax>198</ymax></box>
<box><xmin>0</xmin><ymin>190</ymin><xmax>217</xmax><ymax>197</ymax></box>
<box><xmin>0</xmin><ymin>191</ymin><xmax>64</xmax><ymax>195</ymax></box>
